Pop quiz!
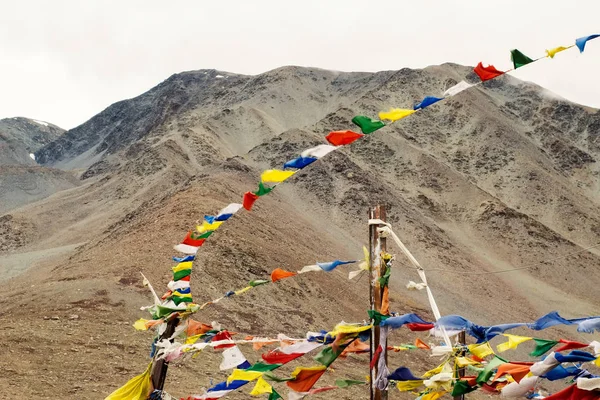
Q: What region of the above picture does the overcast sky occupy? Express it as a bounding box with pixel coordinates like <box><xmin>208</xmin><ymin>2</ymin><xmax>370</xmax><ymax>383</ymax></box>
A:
<box><xmin>1</xmin><ymin>0</ymin><xmax>599</xmax><ymax>129</ymax></box>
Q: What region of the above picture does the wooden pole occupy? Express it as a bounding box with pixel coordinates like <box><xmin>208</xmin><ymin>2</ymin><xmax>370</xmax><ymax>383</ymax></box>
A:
<box><xmin>151</xmin><ymin>317</ymin><xmax>180</xmax><ymax>393</ymax></box>
<box><xmin>369</xmin><ymin>205</ymin><xmax>387</xmax><ymax>400</ymax></box>
<box><xmin>453</xmin><ymin>330</ymin><xmax>467</xmax><ymax>400</ymax></box>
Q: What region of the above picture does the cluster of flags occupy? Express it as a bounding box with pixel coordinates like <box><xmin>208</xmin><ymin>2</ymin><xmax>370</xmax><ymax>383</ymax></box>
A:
<box><xmin>108</xmin><ymin>32</ymin><xmax>600</xmax><ymax>400</ymax></box>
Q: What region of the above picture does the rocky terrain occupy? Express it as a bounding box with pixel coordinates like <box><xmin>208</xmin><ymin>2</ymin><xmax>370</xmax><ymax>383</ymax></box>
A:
<box><xmin>0</xmin><ymin>117</ymin><xmax>79</xmax><ymax>213</ymax></box>
<box><xmin>0</xmin><ymin>64</ymin><xmax>599</xmax><ymax>399</ymax></box>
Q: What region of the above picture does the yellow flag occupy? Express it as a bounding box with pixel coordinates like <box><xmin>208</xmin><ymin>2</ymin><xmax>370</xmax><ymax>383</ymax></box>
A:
<box><xmin>421</xmin><ymin>391</ymin><xmax>447</xmax><ymax>400</ymax></box>
<box><xmin>196</xmin><ymin>220</ymin><xmax>223</xmax><ymax>234</ymax></box>
<box><xmin>227</xmin><ymin>369</ymin><xmax>264</xmax><ymax>384</ymax></box>
<box><xmin>496</xmin><ymin>334</ymin><xmax>532</xmax><ymax>353</ymax></box>
<box><xmin>378</xmin><ymin>108</ymin><xmax>416</xmax><ymax>122</ymax></box>
<box><xmin>468</xmin><ymin>342</ymin><xmax>495</xmax><ymax>358</ymax></box>
<box><xmin>422</xmin><ymin>360</ymin><xmax>449</xmax><ymax>378</ymax></box>
<box><xmin>105</xmin><ymin>363</ymin><xmax>152</xmax><ymax>400</ymax></box>
<box><xmin>261</xmin><ymin>169</ymin><xmax>296</xmax><ymax>183</ymax></box>
<box><xmin>172</xmin><ymin>261</ymin><xmax>193</xmax><ymax>273</ymax></box>
<box><xmin>455</xmin><ymin>356</ymin><xmax>481</xmax><ymax>368</ymax></box>
<box><xmin>594</xmin><ymin>356</ymin><xmax>600</xmax><ymax>367</ymax></box>
<box><xmin>235</xmin><ymin>286</ymin><xmax>253</xmax><ymax>295</ymax></box>
<box><xmin>133</xmin><ymin>318</ymin><xmax>149</xmax><ymax>331</ymax></box>
<box><xmin>249</xmin><ymin>377</ymin><xmax>273</xmax><ymax>396</ymax></box>
<box><xmin>546</xmin><ymin>46</ymin><xmax>569</xmax><ymax>58</ymax></box>
<box><xmin>396</xmin><ymin>380</ymin><xmax>423</xmax><ymax>391</ymax></box>
<box><xmin>328</xmin><ymin>323</ymin><xmax>372</xmax><ymax>336</ymax></box>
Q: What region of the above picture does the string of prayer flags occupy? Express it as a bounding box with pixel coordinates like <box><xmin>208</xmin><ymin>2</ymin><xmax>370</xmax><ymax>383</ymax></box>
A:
<box><xmin>270</xmin><ymin>268</ymin><xmax>297</xmax><ymax>282</ymax></box>
<box><xmin>575</xmin><ymin>34</ymin><xmax>600</xmax><ymax>53</ymax></box>
<box><xmin>443</xmin><ymin>80</ymin><xmax>473</xmax><ymax>97</ymax></box>
<box><xmin>378</xmin><ymin>108</ymin><xmax>416</xmax><ymax>122</ymax></box>
<box><xmin>510</xmin><ymin>49</ymin><xmax>535</xmax><ymax>69</ymax></box>
<box><xmin>351</xmin><ymin>115</ymin><xmax>385</xmax><ymax>134</ymax></box>
<box><xmin>473</xmin><ymin>62</ymin><xmax>504</xmax><ymax>81</ymax></box>
<box><xmin>414</xmin><ymin>96</ymin><xmax>443</xmax><ymax>110</ymax></box>
<box><xmin>546</xmin><ymin>45</ymin><xmax>570</xmax><ymax>58</ymax></box>
<box><xmin>530</xmin><ymin>338</ymin><xmax>559</xmax><ymax>357</ymax></box>
<box><xmin>260</xmin><ymin>169</ymin><xmax>296</xmax><ymax>183</ymax></box>
<box><xmin>496</xmin><ymin>334</ymin><xmax>533</xmax><ymax>352</ymax></box>
<box><xmin>105</xmin><ymin>363</ymin><xmax>152</xmax><ymax>400</ymax></box>
<box><xmin>283</xmin><ymin>156</ymin><xmax>317</xmax><ymax>169</ymax></box>
<box><xmin>325</xmin><ymin>130</ymin><xmax>364</xmax><ymax>146</ymax></box>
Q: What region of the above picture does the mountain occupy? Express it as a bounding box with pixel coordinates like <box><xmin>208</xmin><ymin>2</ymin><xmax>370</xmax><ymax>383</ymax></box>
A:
<box><xmin>0</xmin><ymin>117</ymin><xmax>79</xmax><ymax>213</ymax></box>
<box><xmin>1</xmin><ymin>65</ymin><xmax>599</xmax><ymax>399</ymax></box>
<box><xmin>0</xmin><ymin>117</ymin><xmax>64</xmax><ymax>165</ymax></box>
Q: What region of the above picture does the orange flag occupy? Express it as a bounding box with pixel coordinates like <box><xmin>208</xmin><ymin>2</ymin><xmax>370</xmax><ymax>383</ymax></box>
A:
<box><xmin>186</xmin><ymin>319</ymin><xmax>213</xmax><ymax>336</ymax></box>
<box><xmin>493</xmin><ymin>362</ymin><xmax>533</xmax><ymax>383</ymax></box>
<box><xmin>381</xmin><ymin>286</ymin><xmax>390</xmax><ymax>316</ymax></box>
<box><xmin>341</xmin><ymin>340</ymin><xmax>370</xmax><ymax>357</ymax></box>
<box><xmin>271</xmin><ymin>268</ymin><xmax>297</xmax><ymax>282</ymax></box>
<box><xmin>287</xmin><ymin>366</ymin><xmax>327</xmax><ymax>392</ymax></box>
<box><xmin>415</xmin><ymin>338</ymin><xmax>430</xmax><ymax>350</ymax></box>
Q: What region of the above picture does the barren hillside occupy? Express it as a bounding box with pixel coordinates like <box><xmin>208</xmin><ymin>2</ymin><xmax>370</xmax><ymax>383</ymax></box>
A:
<box><xmin>0</xmin><ymin>65</ymin><xmax>598</xmax><ymax>399</ymax></box>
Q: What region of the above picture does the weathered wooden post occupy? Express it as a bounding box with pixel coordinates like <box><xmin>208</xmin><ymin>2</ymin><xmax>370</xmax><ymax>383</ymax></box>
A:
<box><xmin>369</xmin><ymin>205</ymin><xmax>388</xmax><ymax>400</ymax></box>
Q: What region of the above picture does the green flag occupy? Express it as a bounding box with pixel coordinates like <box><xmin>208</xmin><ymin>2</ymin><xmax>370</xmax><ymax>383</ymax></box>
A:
<box><xmin>314</xmin><ymin>345</ymin><xmax>342</xmax><ymax>367</ymax></box>
<box><xmin>247</xmin><ymin>362</ymin><xmax>281</xmax><ymax>372</ymax></box>
<box><xmin>248</xmin><ymin>279</ymin><xmax>269</xmax><ymax>287</ymax></box>
<box><xmin>368</xmin><ymin>310</ymin><xmax>390</xmax><ymax>325</ymax></box>
<box><xmin>191</xmin><ymin>230</ymin><xmax>214</xmax><ymax>240</ymax></box>
<box><xmin>378</xmin><ymin>265</ymin><xmax>391</xmax><ymax>286</ymax></box>
<box><xmin>352</xmin><ymin>115</ymin><xmax>385</xmax><ymax>134</ymax></box>
<box><xmin>335</xmin><ymin>379</ymin><xmax>366</xmax><ymax>388</ymax></box>
<box><xmin>511</xmin><ymin>49</ymin><xmax>534</xmax><ymax>69</ymax></box>
<box><xmin>476</xmin><ymin>355</ymin><xmax>508</xmax><ymax>385</ymax></box>
<box><xmin>254</xmin><ymin>181</ymin><xmax>274</xmax><ymax>196</ymax></box>
<box><xmin>451</xmin><ymin>380</ymin><xmax>477</xmax><ymax>396</ymax></box>
<box><xmin>529</xmin><ymin>338</ymin><xmax>559</xmax><ymax>357</ymax></box>
<box><xmin>268</xmin><ymin>389</ymin><xmax>282</xmax><ymax>400</ymax></box>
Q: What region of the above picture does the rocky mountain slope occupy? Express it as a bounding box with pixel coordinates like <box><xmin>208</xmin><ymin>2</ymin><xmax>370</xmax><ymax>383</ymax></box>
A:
<box><xmin>0</xmin><ymin>65</ymin><xmax>599</xmax><ymax>399</ymax></box>
<box><xmin>0</xmin><ymin>117</ymin><xmax>79</xmax><ymax>213</ymax></box>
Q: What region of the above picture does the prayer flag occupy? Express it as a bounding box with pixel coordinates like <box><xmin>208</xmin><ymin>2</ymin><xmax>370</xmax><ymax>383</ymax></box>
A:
<box><xmin>378</xmin><ymin>108</ymin><xmax>416</xmax><ymax>122</ymax></box>
<box><xmin>254</xmin><ymin>181</ymin><xmax>274</xmax><ymax>196</ymax></box>
<box><xmin>468</xmin><ymin>342</ymin><xmax>494</xmax><ymax>358</ymax></box>
<box><xmin>414</xmin><ymin>96</ymin><xmax>443</xmax><ymax>110</ymax></box>
<box><xmin>496</xmin><ymin>334</ymin><xmax>532</xmax><ymax>352</ymax></box>
<box><xmin>325</xmin><ymin>130</ymin><xmax>364</xmax><ymax>146</ymax></box>
<box><xmin>270</xmin><ymin>268</ymin><xmax>297</xmax><ymax>282</ymax></box>
<box><xmin>396</xmin><ymin>380</ymin><xmax>423</xmax><ymax>391</ymax></box>
<box><xmin>335</xmin><ymin>379</ymin><xmax>365</xmax><ymax>388</ymax></box>
<box><xmin>546</xmin><ymin>46</ymin><xmax>569</xmax><ymax>58</ymax></box>
<box><xmin>105</xmin><ymin>364</ymin><xmax>152</xmax><ymax>400</ymax></box>
<box><xmin>249</xmin><ymin>377</ymin><xmax>272</xmax><ymax>396</ymax></box>
<box><xmin>443</xmin><ymin>81</ymin><xmax>473</xmax><ymax>97</ymax></box>
<box><xmin>286</xmin><ymin>366</ymin><xmax>327</xmax><ymax>392</ymax></box>
<box><xmin>261</xmin><ymin>169</ymin><xmax>296</xmax><ymax>183</ymax></box>
<box><xmin>510</xmin><ymin>49</ymin><xmax>534</xmax><ymax>69</ymax></box>
<box><xmin>300</xmin><ymin>145</ymin><xmax>337</xmax><ymax>159</ymax></box>
<box><xmin>473</xmin><ymin>62</ymin><xmax>504</xmax><ymax>81</ymax></box>
<box><xmin>556</xmin><ymin>339</ymin><xmax>589</xmax><ymax>352</ymax></box>
<box><xmin>351</xmin><ymin>115</ymin><xmax>385</xmax><ymax>134</ymax></box>
<box><xmin>530</xmin><ymin>338</ymin><xmax>558</xmax><ymax>357</ymax></box>
<box><xmin>576</xmin><ymin>34</ymin><xmax>600</xmax><ymax>53</ymax></box>
<box><xmin>284</xmin><ymin>156</ymin><xmax>317</xmax><ymax>169</ymax></box>
<box><xmin>243</xmin><ymin>192</ymin><xmax>259</xmax><ymax>211</ymax></box>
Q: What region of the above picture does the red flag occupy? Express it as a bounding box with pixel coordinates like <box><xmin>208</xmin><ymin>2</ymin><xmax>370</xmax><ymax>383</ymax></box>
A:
<box><xmin>262</xmin><ymin>350</ymin><xmax>304</xmax><ymax>364</ymax></box>
<box><xmin>415</xmin><ymin>338</ymin><xmax>430</xmax><ymax>349</ymax></box>
<box><xmin>212</xmin><ymin>330</ymin><xmax>235</xmax><ymax>349</ymax></box>
<box><xmin>406</xmin><ymin>323</ymin><xmax>434</xmax><ymax>331</ymax></box>
<box><xmin>182</xmin><ymin>231</ymin><xmax>205</xmax><ymax>247</ymax></box>
<box><xmin>545</xmin><ymin>384</ymin><xmax>600</xmax><ymax>400</ymax></box>
<box><xmin>474</xmin><ymin>62</ymin><xmax>504</xmax><ymax>81</ymax></box>
<box><xmin>242</xmin><ymin>191</ymin><xmax>259</xmax><ymax>211</ymax></box>
<box><xmin>493</xmin><ymin>362</ymin><xmax>533</xmax><ymax>383</ymax></box>
<box><xmin>555</xmin><ymin>339</ymin><xmax>589</xmax><ymax>352</ymax></box>
<box><xmin>370</xmin><ymin>345</ymin><xmax>383</xmax><ymax>369</ymax></box>
<box><xmin>325</xmin><ymin>130</ymin><xmax>363</xmax><ymax>146</ymax></box>
<box><xmin>271</xmin><ymin>268</ymin><xmax>297</xmax><ymax>282</ymax></box>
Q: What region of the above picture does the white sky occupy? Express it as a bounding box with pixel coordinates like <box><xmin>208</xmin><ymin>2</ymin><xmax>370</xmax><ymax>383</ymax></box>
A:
<box><xmin>1</xmin><ymin>0</ymin><xmax>599</xmax><ymax>129</ymax></box>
